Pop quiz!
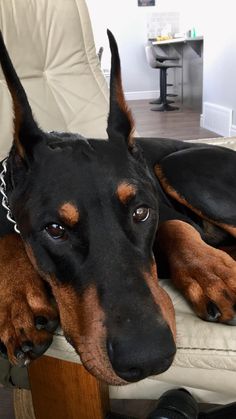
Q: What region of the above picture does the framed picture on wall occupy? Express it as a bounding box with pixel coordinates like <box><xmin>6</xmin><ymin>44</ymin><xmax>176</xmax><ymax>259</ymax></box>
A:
<box><xmin>138</xmin><ymin>0</ymin><xmax>155</xmax><ymax>6</ymax></box>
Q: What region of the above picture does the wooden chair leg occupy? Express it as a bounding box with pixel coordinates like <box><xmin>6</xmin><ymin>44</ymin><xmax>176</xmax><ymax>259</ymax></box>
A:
<box><xmin>28</xmin><ymin>356</ymin><xmax>110</xmax><ymax>419</ymax></box>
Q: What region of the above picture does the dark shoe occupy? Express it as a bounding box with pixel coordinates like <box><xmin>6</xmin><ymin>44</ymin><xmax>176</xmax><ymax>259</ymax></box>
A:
<box><xmin>147</xmin><ymin>388</ymin><xmax>199</xmax><ymax>419</ymax></box>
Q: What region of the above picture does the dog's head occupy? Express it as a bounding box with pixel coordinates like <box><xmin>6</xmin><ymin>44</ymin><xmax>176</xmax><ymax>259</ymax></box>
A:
<box><xmin>0</xmin><ymin>30</ymin><xmax>176</xmax><ymax>384</ymax></box>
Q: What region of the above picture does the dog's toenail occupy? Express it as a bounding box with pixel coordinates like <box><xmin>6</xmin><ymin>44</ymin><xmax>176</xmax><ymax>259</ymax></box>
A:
<box><xmin>45</xmin><ymin>318</ymin><xmax>59</xmax><ymax>333</ymax></box>
<box><xmin>34</xmin><ymin>340</ymin><xmax>52</xmax><ymax>356</ymax></box>
<box><xmin>206</xmin><ymin>301</ymin><xmax>221</xmax><ymax>321</ymax></box>
<box><xmin>35</xmin><ymin>316</ymin><xmax>48</xmax><ymax>330</ymax></box>
<box><xmin>15</xmin><ymin>349</ymin><xmax>25</xmax><ymax>360</ymax></box>
<box><xmin>22</xmin><ymin>341</ymin><xmax>33</xmax><ymax>352</ymax></box>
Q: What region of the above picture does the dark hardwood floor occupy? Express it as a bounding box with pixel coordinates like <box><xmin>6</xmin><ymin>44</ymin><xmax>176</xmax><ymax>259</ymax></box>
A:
<box><xmin>0</xmin><ymin>100</ymin><xmax>219</xmax><ymax>419</ymax></box>
<box><xmin>128</xmin><ymin>99</ymin><xmax>218</xmax><ymax>140</ymax></box>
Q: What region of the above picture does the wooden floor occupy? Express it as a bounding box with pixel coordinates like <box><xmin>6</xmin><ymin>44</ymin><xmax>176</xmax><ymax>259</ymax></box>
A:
<box><xmin>0</xmin><ymin>101</ymin><xmax>218</xmax><ymax>419</ymax></box>
<box><xmin>128</xmin><ymin>99</ymin><xmax>218</xmax><ymax>140</ymax></box>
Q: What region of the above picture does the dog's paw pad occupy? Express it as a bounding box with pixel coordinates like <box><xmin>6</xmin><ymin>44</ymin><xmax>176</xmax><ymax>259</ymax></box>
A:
<box><xmin>35</xmin><ymin>316</ymin><xmax>48</xmax><ymax>330</ymax></box>
<box><xmin>14</xmin><ymin>348</ymin><xmax>26</xmax><ymax>360</ymax></box>
<box><xmin>35</xmin><ymin>316</ymin><xmax>59</xmax><ymax>333</ymax></box>
<box><xmin>206</xmin><ymin>301</ymin><xmax>221</xmax><ymax>322</ymax></box>
<box><xmin>21</xmin><ymin>341</ymin><xmax>34</xmax><ymax>353</ymax></box>
<box><xmin>12</xmin><ymin>337</ymin><xmax>53</xmax><ymax>365</ymax></box>
<box><xmin>204</xmin><ymin>299</ymin><xmax>236</xmax><ymax>325</ymax></box>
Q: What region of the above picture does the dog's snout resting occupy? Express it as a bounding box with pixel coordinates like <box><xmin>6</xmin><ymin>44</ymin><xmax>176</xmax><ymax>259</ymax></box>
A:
<box><xmin>107</xmin><ymin>325</ymin><xmax>176</xmax><ymax>382</ymax></box>
<box><xmin>103</xmin><ymin>268</ymin><xmax>176</xmax><ymax>383</ymax></box>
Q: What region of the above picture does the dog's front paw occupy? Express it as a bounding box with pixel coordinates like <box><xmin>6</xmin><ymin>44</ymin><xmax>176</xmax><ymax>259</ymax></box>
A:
<box><xmin>158</xmin><ymin>220</ymin><xmax>236</xmax><ymax>325</ymax></box>
<box><xmin>0</xmin><ymin>293</ymin><xmax>59</xmax><ymax>366</ymax></box>
<box><xmin>173</xmin><ymin>243</ymin><xmax>236</xmax><ymax>325</ymax></box>
<box><xmin>0</xmin><ymin>235</ymin><xmax>59</xmax><ymax>365</ymax></box>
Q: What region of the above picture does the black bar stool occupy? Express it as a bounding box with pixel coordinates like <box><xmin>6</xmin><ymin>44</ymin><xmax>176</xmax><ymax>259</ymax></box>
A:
<box><xmin>149</xmin><ymin>49</ymin><xmax>179</xmax><ymax>104</ymax></box>
<box><xmin>145</xmin><ymin>45</ymin><xmax>182</xmax><ymax>111</ymax></box>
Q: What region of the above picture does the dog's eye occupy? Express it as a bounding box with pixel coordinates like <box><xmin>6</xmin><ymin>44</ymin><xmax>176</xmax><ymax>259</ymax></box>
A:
<box><xmin>45</xmin><ymin>223</ymin><xmax>67</xmax><ymax>240</ymax></box>
<box><xmin>133</xmin><ymin>207</ymin><xmax>150</xmax><ymax>223</ymax></box>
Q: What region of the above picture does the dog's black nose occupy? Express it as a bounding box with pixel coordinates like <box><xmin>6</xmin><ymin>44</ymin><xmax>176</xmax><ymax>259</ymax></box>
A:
<box><xmin>107</xmin><ymin>341</ymin><xmax>144</xmax><ymax>381</ymax></box>
<box><xmin>107</xmin><ymin>326</ymin><xmax>176</xmax><ymax>383</ymax></box>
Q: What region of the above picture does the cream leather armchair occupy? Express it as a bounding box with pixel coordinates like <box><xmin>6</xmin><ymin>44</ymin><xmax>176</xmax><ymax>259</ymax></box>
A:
<box><xmin>0</xmin><ymin>1</ymin><xmax>236</xmax><ymax>418</ymax></box>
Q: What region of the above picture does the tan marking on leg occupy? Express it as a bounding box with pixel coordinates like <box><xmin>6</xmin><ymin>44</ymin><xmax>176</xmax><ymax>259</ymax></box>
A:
<box><xmin>59</xmin><ymin>202</ymin><xmax>79</xmax><ymax>226</ymax></box>
<box><xmin>0</xmin><ymin>235</ymin><xmax>57</xmax><ymax>364</ymax></box>
<box><xmin>116</xmin><ymin>182</ymin><xmax>136</xmax><ymax>204</ymax></box>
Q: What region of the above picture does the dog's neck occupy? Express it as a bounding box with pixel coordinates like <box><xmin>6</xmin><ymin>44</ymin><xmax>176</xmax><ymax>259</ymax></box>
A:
<box><xmin>0</xmin><ymin>158</ymin><xmax>20</xmax><ymax>234</ymax></box>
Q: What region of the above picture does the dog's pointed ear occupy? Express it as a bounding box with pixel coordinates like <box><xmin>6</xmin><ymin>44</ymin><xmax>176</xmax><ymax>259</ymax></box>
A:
<box><xmin>0</xmin><ymin>32</ymin><xmax>43</xmax><ymax>161</ymax></box>
<box><xmin>106</xmin><ymin>30</ymin><xmax>135</xmax><ymax>149</ymax></box>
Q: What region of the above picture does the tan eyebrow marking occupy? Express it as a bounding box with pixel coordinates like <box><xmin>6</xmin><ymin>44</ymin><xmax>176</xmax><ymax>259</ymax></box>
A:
<box><xmin>59</xmin><ymin>202</ymin><xmax>79</xmax><ymax>226</ymax></box>
<box><xmin>116</xmin><ymin>182</ymin><xmax>137</xmax><ymax>204</ymax></box>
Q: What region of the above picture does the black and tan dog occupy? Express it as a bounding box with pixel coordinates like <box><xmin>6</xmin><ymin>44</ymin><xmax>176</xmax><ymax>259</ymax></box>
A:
<box><xmin>0</xmin><ymin>30</ymin><xmax>236</xmax><ymax>385</ymax></box>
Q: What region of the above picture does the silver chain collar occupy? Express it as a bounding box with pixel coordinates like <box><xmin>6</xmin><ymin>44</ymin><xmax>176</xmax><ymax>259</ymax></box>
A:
<box><xmin>0</xmin><ymin>158</ymin><xmax>20</xmax><ymax>234</ymax></box>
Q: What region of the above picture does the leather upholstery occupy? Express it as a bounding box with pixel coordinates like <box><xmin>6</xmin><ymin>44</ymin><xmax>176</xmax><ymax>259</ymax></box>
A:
<box><xmin>0</xmin><ymin>0</ymin><xmax>109</xmax><ymax>161</ymax></box>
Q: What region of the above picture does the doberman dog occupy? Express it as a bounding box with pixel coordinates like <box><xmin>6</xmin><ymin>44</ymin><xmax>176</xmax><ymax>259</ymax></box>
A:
<box><xmin>0</xmin><ymin>29</ymin><xmax>236</xmax><ymax>386</ymax></box>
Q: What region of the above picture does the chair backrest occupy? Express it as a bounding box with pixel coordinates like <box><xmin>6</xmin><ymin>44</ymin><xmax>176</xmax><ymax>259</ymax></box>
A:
<box><xmin>145</xmin><ymin>45</ymin><xmax>158</xmax><ymax>69</ymax></box>
<box><xmin>0</xmin><ymin>0</ymin><xmax>109</xmax><ymax>160</ymax></box>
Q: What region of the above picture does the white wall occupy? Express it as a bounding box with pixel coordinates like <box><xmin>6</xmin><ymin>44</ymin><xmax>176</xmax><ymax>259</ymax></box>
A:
<box><xmin>200</xmin><ymin>1</ymin><xmax>236</xmax><ymax>135</ymax></box>
<box><xmin>87</xmin><ymin>0</ymin><xmax>236</xmax><ymax>136</ymax></box>
<box><xmin>86</xmin><ymin>0</ymin><xmax>206</xmax><ymax>98</ymax></box>
<box><xmin>86</xmin><ymin>0</ymin><xmax>157</xmax><ymax>97</ymax></box>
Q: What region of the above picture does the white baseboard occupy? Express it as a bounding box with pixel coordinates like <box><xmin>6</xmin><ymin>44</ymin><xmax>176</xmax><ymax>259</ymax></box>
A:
<box><xmin>125</xmin><ymin>90</ymin><xmax>159</xmax><ymax>101</ymax></box>
<box><xmin>200</xmin><ymin>113</ymin><xmax>204</xmax><ymax>128</ymax></box>
<box><xmin>201</xmin><ymin>102</ymin><xmax>232</xmax><ymax>136</ymax></box>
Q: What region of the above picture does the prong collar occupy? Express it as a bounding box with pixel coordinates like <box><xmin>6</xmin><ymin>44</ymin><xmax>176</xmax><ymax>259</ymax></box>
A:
<box><xmin>0</xmin><ymin>158</ymin><xmax>20</xmax><ymax>234</ymax></box>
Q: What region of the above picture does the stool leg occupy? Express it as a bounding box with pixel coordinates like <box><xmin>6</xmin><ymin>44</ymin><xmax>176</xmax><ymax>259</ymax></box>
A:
<box><xmin>151</xmin><ymin>68</ymin><xmax>179</xmax><ymax>112</ymax></box>
<box><xmin>28</xmin><ymin>355</ymin><xmax>110</xmax><ymax>419</ymax></box>
<box><xmin>162</xmin><ymin>68</ymin><xmax>167</xmax><ymax>104</ymax></box>
<box><xmin>149</xmin><ymin>70</ymin><xmax>174</xmax><ymax>105</ymax></box>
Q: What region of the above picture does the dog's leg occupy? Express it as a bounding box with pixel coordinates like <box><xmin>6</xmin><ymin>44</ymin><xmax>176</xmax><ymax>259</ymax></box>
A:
<box><xmin>0</xmin><ymin>234</ymin><xmax>58</xmax><ymax>364</ymax></box>
<box><xmin>157</xmin><ymin>220</ymin><xmax>236</xmax><ymax>324</ymax></box>
<box><xmin>0</xmin><ymin>235</ymin><xmax>109</xmax><ymax>417</ymax></box>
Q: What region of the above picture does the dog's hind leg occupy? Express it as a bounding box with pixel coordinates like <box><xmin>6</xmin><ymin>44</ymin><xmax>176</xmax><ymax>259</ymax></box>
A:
<box><xmin>0</xmin><ymin>234</ymin><xmax>59</xmax><ymax>365</ymax></box>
